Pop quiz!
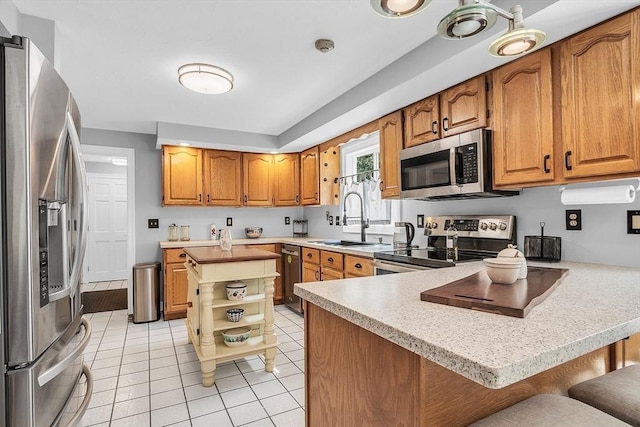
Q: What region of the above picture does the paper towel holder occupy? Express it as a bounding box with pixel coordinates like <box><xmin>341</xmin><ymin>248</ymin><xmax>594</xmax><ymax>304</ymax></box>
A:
<box><xmin>559</xmin><ymin>178</ymin><xmax>640</xmax><ymax>205</ymax></box>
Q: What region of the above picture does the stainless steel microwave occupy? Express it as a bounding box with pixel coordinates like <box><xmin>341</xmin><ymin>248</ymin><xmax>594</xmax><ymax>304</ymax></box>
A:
<box><xmin>399</xmin><ymin>129</ymin><xmax>519</xmax><ymax>200</ymax></box>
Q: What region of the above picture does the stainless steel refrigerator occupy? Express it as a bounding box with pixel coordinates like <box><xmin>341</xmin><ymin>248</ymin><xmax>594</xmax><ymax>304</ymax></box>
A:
<box><xmin>1</xmin><ymin>36</ymin><xmax>93</xmax><ymax>426</ymax></box>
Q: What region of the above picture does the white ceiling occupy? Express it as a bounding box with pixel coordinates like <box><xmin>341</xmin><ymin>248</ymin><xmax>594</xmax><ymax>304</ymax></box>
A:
<box><xmin>9</xmin><ymin>0</ymin><xmax>640</xmax><ymax>152</ymax></box>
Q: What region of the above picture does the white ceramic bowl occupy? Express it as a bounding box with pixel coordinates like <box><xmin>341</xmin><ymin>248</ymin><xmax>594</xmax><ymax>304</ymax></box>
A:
<box><xmin>226</xmin><ymin>282</ymin><xmax>247</xmax><ymax>300</ymax></box>
<box><xmin>222</xmin><ymin>327</ymin><xmax>251</xmax><ymax>347</ymax></box>
<box><xmin>226</xmin><ymin>308</ymin><xmax>244</xmax><ymax>322</ymax></box>
<box><xmin>483</xmin><ymin>258</ymin><xmax>522</xmax><ymax>284</ymax></box>
<box><xmin>245</xmin><ymin>227</ymin><xmax>263</xmax><ymax>239</ymax></box>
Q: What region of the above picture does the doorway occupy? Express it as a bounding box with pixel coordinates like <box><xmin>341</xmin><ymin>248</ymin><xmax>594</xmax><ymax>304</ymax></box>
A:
<box><xmin>81</xmin><ymin>145</ymin><xmax>135</xmax><ymax>313</ymax></box>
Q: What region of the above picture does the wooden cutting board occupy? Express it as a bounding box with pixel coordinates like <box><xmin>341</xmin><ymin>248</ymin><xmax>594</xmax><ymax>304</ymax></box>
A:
<box><xmin>420</xmin><ymin>267</ymin><xmax>569</xmax><ymax>318</ymax></box>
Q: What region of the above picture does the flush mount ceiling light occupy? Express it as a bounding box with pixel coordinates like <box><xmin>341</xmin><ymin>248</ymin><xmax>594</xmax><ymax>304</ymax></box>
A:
<box><xmin>370</xmin><ymin>0</ymin><xmax>432</xmax><ymax>18</ymax></box>
<box><xmin>177</xmin><ymin>63</ymin><xmax>233</xmax><ymax>94</ymax></box>
<box><xmin>438</xmin><ymin>0</ymin><xmax>546</xmax><ymax>56</ymax></box>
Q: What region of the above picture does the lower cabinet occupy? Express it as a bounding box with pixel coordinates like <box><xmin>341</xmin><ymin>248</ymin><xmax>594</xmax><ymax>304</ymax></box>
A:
<box><xmin>344</xmin><ymin>255</ymin><xmax>374</xmax><ymax>278</ymax></box>
<box><xmin>163</xmin><ymin>248</ymin><xmax>189</xmax><ymax>320</ymax></box>
<box><xmin>302</xmin><ymin>248</ymin><xmax>373</xmax><ymax>281</ymax></box>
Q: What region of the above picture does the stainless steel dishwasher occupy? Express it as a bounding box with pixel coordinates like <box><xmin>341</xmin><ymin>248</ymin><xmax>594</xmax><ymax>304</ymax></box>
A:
<box><xmin>282</xmin><ymin>245</ymin><xmax>303</xmax><ymax>316</ymax></box>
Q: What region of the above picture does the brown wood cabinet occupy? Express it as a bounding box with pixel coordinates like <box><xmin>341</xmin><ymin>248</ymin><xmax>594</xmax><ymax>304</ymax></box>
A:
<box><xmin>248</xmin><ymin>243</ymin><xmax>283</xmax><ymax>303</ymax></box>
<box><xmin>440</xmin><ymin>75</ymin><xmax>488</xmax><ymax>138</ymax></box>
<box><xmin>163</xmin><ymin>248</ymin><xmax>189</xmax><ymax>320</ymax></box>
<box><xmin>344</xmin><ymin>255</ymin><xmax>374</xmax><ymax>277</ymax></box>
<box><xmin>403</xmin><ymin>95</ymin><xmax>440</xmax><ymax>147</ymax></box>
<box><xmin>162</xmin><ymin>146</ymin><xmax>203</xmax><ymax>206</ymax></box>
<box><xmin>243</xmin><ymin>153</ymin><xmax>274</xmax><ymax>206</ymax></box>
<box><xmin>301</xmin><ymin>147</ymin><xmax>320</xmax><ymax>205</ymax></box>
<box><xmin>560</xmin><ymin>10</ymin><xmax>640</xmax><ymax>179</ymax></box>
<box><xmin>492</xmin><ymin>48</ymin><xmax>555</xmax><ymax>187</ymax></box>
<box><xmin>319</xmin><ymin>144</ymin><xmax>341</xmax><ymax>206</ymax></box>
<box><xmin>379</xmin><ymin>111</ymin><xmax>403</xmax><ymax>198</ymax></box>
<box><xmin>203</xmin><ymin>149</ymin><xmax>242</xmax><ymax>206</ymax></box>
<box><xmin>273</xmin><ymin>154</ymin><xmax>300</xmax><ymax>206</ymax></box>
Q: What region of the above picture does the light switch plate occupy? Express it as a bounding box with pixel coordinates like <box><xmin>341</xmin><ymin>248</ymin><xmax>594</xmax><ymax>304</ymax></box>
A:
<box><xmin>226</xmin><ymin>217</ymin><xmax>233</xmax><ymax>227</ymax></box>
<box><xmin>565</xmin><ymin>209</ymin><xmax>581</xmax><ymax>230</ymax></box>
<box><xmin>335</xmin><ymin>216</ymin><xmax>340</xmax><ymax>226</ymax></box>
<box><xmin>417</xmin><ymin>214</ymin><xmax>425</xmax><ymax>228</ymax></box>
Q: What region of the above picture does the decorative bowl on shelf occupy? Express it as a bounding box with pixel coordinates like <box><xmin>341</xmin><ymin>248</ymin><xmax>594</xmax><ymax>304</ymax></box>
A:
<box><xmin>226</xmin><ymin>308</ymin><xmax>244</xmax><ymax>322</ymax></box>
<box><xmin>222</xmin><ymin>327</ymin><xmax>251</xmax><ymax>347</ymax></box>
<box><xmin>245</xmin><ymin>227</ymin><xmax>263</xmax><ymax>239</ymax></box>
<box><xmin>226</xmin><ymin>282</ymin><xmax>247</xmax><ymax>300</ymax></box>
<box><xmin>483</xmin><ymin>258</ymin><xmax>522</xmax><ymax>285</ymax></box>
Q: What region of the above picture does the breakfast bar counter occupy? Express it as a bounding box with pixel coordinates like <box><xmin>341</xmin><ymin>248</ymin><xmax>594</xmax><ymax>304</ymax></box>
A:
<box><xmin>295</xmin><ymin>261</ymin><xmax>640</xmax><ymax>426</ymax></box>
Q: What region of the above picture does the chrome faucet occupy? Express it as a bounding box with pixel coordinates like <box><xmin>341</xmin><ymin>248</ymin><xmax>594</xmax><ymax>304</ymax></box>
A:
<box><xmin>343</xmin><ymin>190</ymin><xmax>369</xmax><ymax>242</ymax></box>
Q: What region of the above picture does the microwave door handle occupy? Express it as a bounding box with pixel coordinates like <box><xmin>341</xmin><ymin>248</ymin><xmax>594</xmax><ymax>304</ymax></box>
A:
<box><xmin>66</xmin><ymin>111</ymin><xmax>89</xmax><ymax>298</ymax></box>
<box><xmin>449</xmin><ymin>148</ymin><xmax>457</xmax><ymax>185</ymax></box>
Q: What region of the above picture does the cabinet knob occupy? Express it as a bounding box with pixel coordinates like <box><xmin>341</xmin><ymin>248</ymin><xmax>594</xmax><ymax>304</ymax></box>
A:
<box><xmin>354</xmin><ymin>263</ymin><xmax>362</xmax><ymax>269</ymax></box>
<box><xmin>179</xmin><ymin>253</ymin><xmax>187</xmax><ymax>258</ymax></box>
<box><xmin>307</xmin><ymin>253</ymin><xmax>312</xmax><ymax>258</ymax></box>
<box><xmin>314</xmin><ymin>191</ymin><xmax>318</xmax><ymax>200</ymax></box>
<box><xmin>543</xmin><ymin>154</ymin><xmax>551</xmax><ymax>173</ymax></box>
<box><xmin>328</xmin><ymin>257</ymin><xmax>334</xmax><ymax>262</ymax></box>
<box><xmin>564</xmin><ymin>151</ymin><xmax>572</xmax><ymax>171</ymax></box>
<box><xmin>442</xmin><ymin>117</ymin><xmax>449</xmax><ymax>131</ymax></box>
<box><xmin>431</xmin><ymin>120</ymin><xmax>438</xmax><ymax>134</ymax></box>
<box><xmin>187</xmin><ymin>302</ymin><xmax>193</xmax><ymax>308</ymax></box>
<box><xmin>380</xmin><ymin>181</ymin><xmax>384</xmax><ymax>191</ymax></box>
<box><xmin>207</xmin><ymin>194</ymin><xmax>210</xmax><ymax>203</ymax></box>
<box><xmin>244</xmin><ymin>195</ymin><xmax>248</xmax><ymax>203</ymax></box>
<box><xmin>296</xmin><ymin>195</ymin><xmax>300</xmax><ymax>204</ymax></box>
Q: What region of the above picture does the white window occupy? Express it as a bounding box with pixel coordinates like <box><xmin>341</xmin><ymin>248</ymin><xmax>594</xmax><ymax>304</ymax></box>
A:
<box><xmin>340</xmin><ymin>131</ymin><xmax>400</xmax><ymax>236</ymax></box>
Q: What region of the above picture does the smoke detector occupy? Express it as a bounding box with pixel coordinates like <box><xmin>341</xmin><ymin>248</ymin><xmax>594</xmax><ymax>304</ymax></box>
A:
<box><xmin>315</xmin><ymin>39</ymin><xmax>335</xmax><ymax>53</ymax></box>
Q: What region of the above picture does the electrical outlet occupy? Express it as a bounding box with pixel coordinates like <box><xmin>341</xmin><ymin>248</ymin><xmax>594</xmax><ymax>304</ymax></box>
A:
<box><xmin>226</xmin><ymin>217</ymin><xmax>233</xmax><ymax>227</ymax></box>
<box><xmin>148</xmin><ymin>218</ymin><xmax>159</xmax><ymax>229</ymax></box>
<box><xmin>565</xmin><ymin>209</ymin><xmax>582</xmax><ymax>230</ymax></box>
<box><xmin>628</xmin><ymin>210</ymin><xmax>640</xmax><ymax>234</ymax></box>
<box><xmin>335</xmin><ymin>215</ymin><xmax>340</xmax><ymax>226</ymax></box>
<box><xmin>417</xmin><ymin>214</ymin><xmax>425</xmax><ymax>228</ymax></box>
<box><xmin>285</xmin><ymin>217</ymin><xmax>290</xmax><ymax>225</ymax></box>
<box><xmin>328</xmin><ymin>216</ymin><xmax>333</xmax><ymax>226</ymax></box>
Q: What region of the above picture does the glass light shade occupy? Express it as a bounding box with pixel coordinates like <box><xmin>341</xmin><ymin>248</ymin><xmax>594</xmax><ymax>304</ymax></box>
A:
<box><xmin>437</xmin><ymin>4</ymin><xmax>497</xmax><ymax>39</ymax></box>
<box><xmin>370</xmin><ymin>0</ymin><xmax>431</xmax><ymax>18</ymax></box>
<box><xmin>178</xmin><ymin>63</ymin><xmax>234</xmax><ymax>94</ymax></box>
<box><xmin>488</xmin><ymin>27</ymin><xmax>546</xmax><ymax>56</ymax></box>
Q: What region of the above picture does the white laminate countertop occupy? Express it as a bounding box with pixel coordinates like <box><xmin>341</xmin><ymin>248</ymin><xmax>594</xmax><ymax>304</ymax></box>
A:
<box><xmin>294</xmin><ymin>261</ymin><xmax>640</xmax><ymax>389</ymax></box>
<box><xmin>159</xmin><ymin>237</ymin><xmax>393</xmax><ymax>258</ymax></box>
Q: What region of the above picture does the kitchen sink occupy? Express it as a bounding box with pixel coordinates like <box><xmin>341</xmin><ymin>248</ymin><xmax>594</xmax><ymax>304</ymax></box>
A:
<box><xmin>310</xmin><ymin>240</ymin><xmax>378</xmax><ymax>247</ymax></box>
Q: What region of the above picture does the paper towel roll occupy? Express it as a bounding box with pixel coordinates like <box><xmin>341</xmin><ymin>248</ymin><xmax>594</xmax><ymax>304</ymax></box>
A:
<box><xmin>560</xmin><ymin>185</ymin><xmax>636</xmax><ymax>205</ymax></box>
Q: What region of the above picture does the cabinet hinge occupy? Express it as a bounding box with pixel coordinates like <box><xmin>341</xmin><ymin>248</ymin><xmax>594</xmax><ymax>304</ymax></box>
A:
<box><xmin>196</xmin><ymin>328</ymin><xmax>200</xmax><ymax>335</ymax></box>
<box><xmin>486</xmin><ymin>81</ymin><xmax>491</xmax><ymax>92</ymax></box>
<box><xmin>486</xmin><ymin>109</ymin><xmax>491</xmax><ymax>119</ymax></box>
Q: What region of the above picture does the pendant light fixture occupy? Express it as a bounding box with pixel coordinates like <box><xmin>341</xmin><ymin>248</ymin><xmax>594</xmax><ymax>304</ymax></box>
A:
<box><xmin>437</xmin><ymin>0</ymin><xmax>546</xmax><ymax>56</ymax></box>
<box><xmin>370</xmin><ymin>0</ymin><xmax>432</xmax><ymax>18</ymax></box>
<box><xmin>178</xmin><ymin>63</ymin><xmax>234</xmax><ymax>94</ymax></box>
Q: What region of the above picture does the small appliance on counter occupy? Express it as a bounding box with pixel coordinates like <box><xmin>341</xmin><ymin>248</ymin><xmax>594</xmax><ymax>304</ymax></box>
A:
<box><xmin>524</xmin><ymin>222</ymin><xmax>561</xmax><ymax>262</ymax></box>
<box><xmin>293</xmin><ymin>219</ymin><xmax>308</xmax><ymax>237</ymax></box>
<box><xmin>393</xmin><ymin>222</ymin><xmax>415</xmax><ymax>249</ymax></box>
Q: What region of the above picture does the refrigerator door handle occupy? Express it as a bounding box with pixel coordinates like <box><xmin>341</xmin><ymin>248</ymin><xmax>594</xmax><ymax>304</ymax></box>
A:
<box><xmin>52</xmin><ymin>363</ymin><xmax>94</xmax><ymax>427</ymax></box>
<box><xmin>37</xmin><ymin>318</ymin><xmax>91</xmax><ymax>386</ymax></box>
<box><xmin>65</xmin><ymin>110</ymin><xmax>88</xmax><ymax>298</ymax></box>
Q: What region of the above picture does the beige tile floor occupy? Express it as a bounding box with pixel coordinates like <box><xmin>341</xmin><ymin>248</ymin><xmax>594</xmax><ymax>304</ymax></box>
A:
<box><xmin>82</xmin><ymin>280</ymin><xmax>129</xmax><ymax>292</ymax></box>
<box><xmin>80</xmin><ymin>305</ymin><xmax>305</xmax><ymax>426</ymax></box>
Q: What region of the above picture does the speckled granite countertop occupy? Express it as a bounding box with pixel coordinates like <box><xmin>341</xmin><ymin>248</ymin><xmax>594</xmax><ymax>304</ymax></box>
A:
<box><xmin>295</xmin><ymin>261</ymin><xmax>640</xmax><ymax>389</ymax></box>
<box><xmin>159</xmin><ymin>237</ymin><xmax>393</xmax><ymax>258</ymax></box>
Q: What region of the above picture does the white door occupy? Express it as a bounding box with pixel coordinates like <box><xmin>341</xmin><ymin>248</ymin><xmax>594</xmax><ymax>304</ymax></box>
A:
<box><xmin>84</xmin><ymin>174</ymin><xmax>129</xmax><ymax>282</ymax></box>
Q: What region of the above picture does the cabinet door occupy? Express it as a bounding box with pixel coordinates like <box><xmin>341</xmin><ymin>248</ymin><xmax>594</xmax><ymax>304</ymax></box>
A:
<box><xmin>203</xmin><ymin>149</ymin><xmax>242</xmax><ymax>206</ymax></box>
<box><xmin>243</xmin><ymin>153</ymin><xmax>274</xmax><ymax>206</ymax></box>
<box><xmin>321</xmin><ymin>267</ymin><xmax>344</xmax><ymax>281</ymax></box>
<box><xmin>344</xmin><ymin>255</ymin><xmax>373</xmax><ymax>277</ymax></box>
<box><xmin>440</xmin><ymin>75</ymin><xmax>487</xmax><ymax>137</ymax></box>
<box><xmin>162</xmin><ymin>146</ymin><xmax>203</xmax><ymax>206</ymax></box>
<box><xmin>379</xmin><ymin>110</ymin><xmax>403</xmax><ymax>198</ymax></box>
<box><xmin>273</xmin><ymin>154</ymin><xmax>300</xmax><ymax>206</ymax></box>
<box><xmin>164</xmin><ymin>262</ymin><xmax>189</xmax><ymax>319</ymax></box>
<box><xmin>560</xmin><ymin>10</ymin><xmax>640</xmax><ymax>179</ymax></box>
<box><xmin>493</xmin><ymin>48</ymin><xmax>554</xmax><ymax>187</ymax></box>
<box><xmin>320</xmin><ymin>146</ymin><xmax>341</xmax><ymax>206</ymax></box>
<box><xmin>302</xmin><ymin>262</ymin><xmax>320</xmax><ymax>282</ymax></box>
<box><xmin>403</xmin><ymin>95</ymin><xmax>440</xmax><ymax>147</ymax></box>
<box><xmin>301</xmin><ymin>147</ymin><xmax>320</xmax><ymax>205</ymax></box>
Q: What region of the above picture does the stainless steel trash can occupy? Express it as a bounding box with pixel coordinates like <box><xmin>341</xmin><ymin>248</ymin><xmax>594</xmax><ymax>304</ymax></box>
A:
<box><xmin>132</xmin><ymin>262</ymin><xmax>161</xmax><ymax>323</ymax></box>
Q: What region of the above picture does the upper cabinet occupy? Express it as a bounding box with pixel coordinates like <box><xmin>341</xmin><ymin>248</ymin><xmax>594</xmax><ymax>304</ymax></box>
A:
<box><xmin>273</xmin><ymin>154</ymin><xmax>300</xmax><ymax>206</ymax></box>
<box><xmin>319</xmin><ymin>144</ymin><xmax>341</xmax><ymax>206</ymax></box>
<box><xmin>243</xmin><ymin>153</ymin><xmax>274</xmax><ymax>206</ymax></box>
<box><xmin>440</xmin><ymin>75</ymin><xmax>488</xmax><ymax>138</ymax></box>
<box><xmin>492</xmin><ymin>48</ymin><xmax>555</xmax><ymax>187</ymax></box>
<box><xmin>203</xmin><ymin>150</ymin><xmax>242</xmax><ymax>206</ymax></box>
<box><xmin>403</xmin><ymin>94</ymin><xmax>440</xmax><ymax>147</ymax></box>
<box><xmin>301</xmin><ymin>147</ymin><xmax>320</xmax><ymax>205</ymax></box>
<box><xmin>162</xmin><ymin>146</ymin><xmax>203</xmax><ymax>206</ymax></box>
<box><xmin>560</xmin><ymin>10</ymin><xmax>640</xmax><ymax>179</ymax></box>
<box><xmin>403</xmin><ymin>76</ymin><xmax>488</xmax><ymax>148</ymax></box>
<box><xmin>379</xmin><ymin>110</ymin><xmax>403</xmax><ymax>198</ymax></box>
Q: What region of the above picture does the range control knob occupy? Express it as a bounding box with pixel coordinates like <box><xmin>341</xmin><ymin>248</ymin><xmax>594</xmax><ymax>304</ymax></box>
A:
<box><xmin>432</xmin><ymin>222</ymin><xmax>438</xmax><ymax>229</ymax></box>
<box><xmin>425</xmin><ymin>223</ymin><xmax>432</xmax><ymax>229</ymax></box>
<box><xmin>489</xmin><ymin>222</ymin><xmax>498</xmax><ymax>231</ymax></box>
<box><xmin>498</xmin><ymin>222</ymin><xmax>507</xmax><ymax>231</ymax></box>
<box><xmin>479</xmin><ymin>222</ymin><xmax>488</xmax><ymax>231</ymax></box>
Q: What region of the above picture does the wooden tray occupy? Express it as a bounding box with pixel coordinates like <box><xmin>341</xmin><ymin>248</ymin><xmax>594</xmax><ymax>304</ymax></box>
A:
<box><xmin>420</xmin><ymin>267</ymin><xmax>569</xmax><ymax>318</ymax></box>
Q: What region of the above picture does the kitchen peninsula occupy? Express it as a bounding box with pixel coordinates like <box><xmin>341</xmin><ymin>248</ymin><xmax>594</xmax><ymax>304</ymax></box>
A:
<box><xmin>295</xmin><ymin>261</ymin><xmax>640</xmax><ymax>426</ymax></box>
<box><xmin>183</xmin><ymin>245</ymin><xmax>280</xmax><ymax>386</ymax></box>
